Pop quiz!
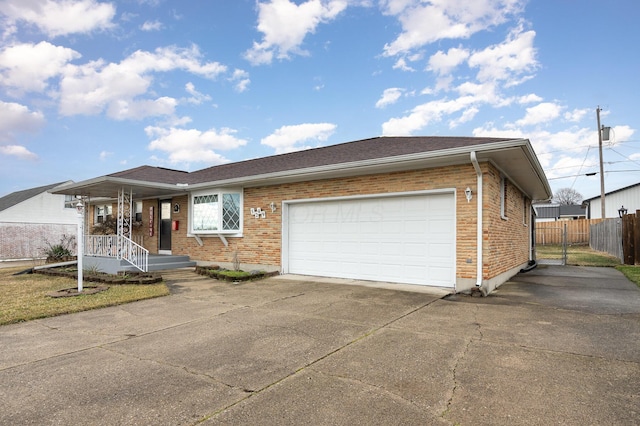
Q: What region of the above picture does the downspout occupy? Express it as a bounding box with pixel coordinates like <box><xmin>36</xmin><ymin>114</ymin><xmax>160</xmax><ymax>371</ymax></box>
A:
<box><xmin>470</xmin><ymin>152</ymin><xmax>483</xmax><ymax>287</ymax></box>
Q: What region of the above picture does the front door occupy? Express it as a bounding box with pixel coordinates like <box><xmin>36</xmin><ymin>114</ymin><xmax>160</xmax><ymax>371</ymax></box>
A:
<box><xmin>159</xmin><ymin>200</ymin><xmax>172</xmax><ymax>253</ymax></box>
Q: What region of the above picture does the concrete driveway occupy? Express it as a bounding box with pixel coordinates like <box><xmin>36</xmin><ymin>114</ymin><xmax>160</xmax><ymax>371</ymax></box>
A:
<box><xmin>1</xmin><ymin>265</ymin><xmax>639</xmax><ymax>425</ymax></box>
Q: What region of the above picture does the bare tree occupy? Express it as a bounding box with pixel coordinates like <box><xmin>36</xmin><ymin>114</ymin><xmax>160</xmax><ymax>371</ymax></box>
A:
<box><xmin>552</xmin><ymin>187</ymin><xmax>583</xmax><ymax>205</ymax></box>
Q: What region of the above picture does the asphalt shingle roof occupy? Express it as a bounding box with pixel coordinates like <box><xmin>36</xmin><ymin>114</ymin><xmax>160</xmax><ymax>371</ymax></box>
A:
<box><xmin>188</xmin><ymin>136</ymin><xmax>514</xmax><ymax>184</ymax></box>
<box><xmin>103</xmin><ymin>136</ymin><xmax>514</xmax><ymax>186</ymax></box>
<box><xmin>0</xmin><ymin>182</ymin><xmax>67</xmax><ymax>212</ymax></box>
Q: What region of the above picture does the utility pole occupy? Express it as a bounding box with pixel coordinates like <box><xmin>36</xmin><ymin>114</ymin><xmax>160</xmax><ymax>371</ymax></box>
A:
<box><xmin>597</xmin><ymin>106</ymin><xmax>606</xmax><ymax>219</ymax></box>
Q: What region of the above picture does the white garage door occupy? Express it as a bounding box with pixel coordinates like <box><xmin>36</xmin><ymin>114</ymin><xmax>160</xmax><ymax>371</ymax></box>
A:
<box><xmin>286</xmin><ymin>193</ymin><xmax>455</xmax><ymax>287</ymax></box>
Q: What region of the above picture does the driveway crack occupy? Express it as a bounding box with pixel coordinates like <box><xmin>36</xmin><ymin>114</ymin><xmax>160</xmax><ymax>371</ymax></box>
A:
<box><xmin>441</xmin><ymin>305</ymin><xmax>481</xmax><ymax>420</ymax></box>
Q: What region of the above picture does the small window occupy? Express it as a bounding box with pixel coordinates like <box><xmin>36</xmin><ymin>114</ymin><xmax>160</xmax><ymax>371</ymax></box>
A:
<box><xmin>134</xmin><ymin>201</ymin><xmax>143</xmax><ymax>222</ymax></box>
<box><xmin>500</xmin><ymin>176</ymin><xmax>508</xmax><ymax>219</ymax></box>
<box><xmin>191</xmin><ymin>190</ymin><xmax>242</xmax><ymax>234</ymax></box>
<box><xmin>95</xmin><ymin>204</ymin><xmax>113</xmax><ymax>223</ymax></box>
<box><xmin>64</xmin><ymin>195</ymin><xmax>76</xmax><ymax>209</ymax></box>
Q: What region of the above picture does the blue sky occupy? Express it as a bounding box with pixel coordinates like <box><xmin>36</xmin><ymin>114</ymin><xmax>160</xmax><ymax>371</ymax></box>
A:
<box><xmin>1</xmin><ymin>0</ymin><xmax>638</xmax><ymax>201</ymax></box>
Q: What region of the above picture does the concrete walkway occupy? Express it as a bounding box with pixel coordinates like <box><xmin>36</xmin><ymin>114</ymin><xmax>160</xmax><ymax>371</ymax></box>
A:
<box><xmin>1</xmin><ymin>265</ymin><xmax>639</xmax><ymax>425</ymax></box>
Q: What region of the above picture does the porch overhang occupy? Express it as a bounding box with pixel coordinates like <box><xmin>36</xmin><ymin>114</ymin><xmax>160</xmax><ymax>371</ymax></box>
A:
<box><xmin>50</xmin><ymin>176</ymin><xmax>190</xmax><ymax>199</ymax></box>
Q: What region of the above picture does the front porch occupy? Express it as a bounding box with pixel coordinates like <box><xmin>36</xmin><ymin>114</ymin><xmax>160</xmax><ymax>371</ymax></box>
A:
<box><xmin>83</xmin><ymin>253</ymin><xmax>196</xmax><ymax>274</ymax></box>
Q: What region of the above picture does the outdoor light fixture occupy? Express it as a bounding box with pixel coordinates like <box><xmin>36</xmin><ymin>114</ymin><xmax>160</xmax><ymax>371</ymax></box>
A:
<box><xmin>75</xmin><ymin>200</ymin><xmax>84</xmax><ymax>215</ymax></box>
<box><xmin>269</xmin><ymin>202</ymin><xmax>277</xmax><ymax>213</ymax></box>
<box><xmin>464</xmin><ymin>187</ymin><xmax>473</xmax><ymax>203</ymax></box>
<box><xmin>618</xmin><ymin>205</ymin><xmax>628</xmax><ymax>218</ymax></box>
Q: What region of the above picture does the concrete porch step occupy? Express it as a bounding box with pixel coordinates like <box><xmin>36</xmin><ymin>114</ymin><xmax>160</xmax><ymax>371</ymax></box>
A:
<box><xmin>120</xmin><ymin>254</ymin><xmax>196</xmax><ymax>272</ymax></box>
<box><xmin>84</xmin><ymin>254</ymin><xmax>197</xmax><ymax>274</ymax></box>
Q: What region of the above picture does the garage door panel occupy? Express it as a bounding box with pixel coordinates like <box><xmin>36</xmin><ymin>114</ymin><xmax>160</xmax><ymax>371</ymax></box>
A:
<box><xmin>288</xmin><ymin>194</ymin><xmax>455</xmax><ymax>287</ymax></box>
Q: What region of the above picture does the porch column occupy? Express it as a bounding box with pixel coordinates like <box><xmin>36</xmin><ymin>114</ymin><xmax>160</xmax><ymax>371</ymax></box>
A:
<box><xmin>117</xmin><ymin>187</ymin><xmax>133</xmax><ymax>258</ymax></box>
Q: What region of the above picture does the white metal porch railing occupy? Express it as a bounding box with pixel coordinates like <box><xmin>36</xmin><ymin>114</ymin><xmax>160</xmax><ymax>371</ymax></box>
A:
<box><xmin>85</xmin><ymin>235</ymin><xmax>149</xmax><ymax>272</ymax></box>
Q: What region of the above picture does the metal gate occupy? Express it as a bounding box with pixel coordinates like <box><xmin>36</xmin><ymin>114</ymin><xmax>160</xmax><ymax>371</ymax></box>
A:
<box><xmin>535</xmin><ymin>223</ymin><xmax>567</xmax><ymax>265</ymax></box>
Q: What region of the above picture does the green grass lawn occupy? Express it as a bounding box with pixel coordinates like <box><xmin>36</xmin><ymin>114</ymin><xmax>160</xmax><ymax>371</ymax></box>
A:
<box><xmin>536</xmin><ymin>244</ymin><xmax>621</xmax><ymax>267</ymax></box>
<box><xmin>616</xmin><ymin>265</ymin><xmax>640</xmax><ymax>289</ymax></box>
<box><xmin>0</xmin><ymin>267</ymin><xmax>170</xmax><ymax>325</ymax></box>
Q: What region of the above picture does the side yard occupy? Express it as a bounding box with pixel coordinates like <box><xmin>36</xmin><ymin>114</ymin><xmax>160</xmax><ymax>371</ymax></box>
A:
<box><xmin>0</xmin><ymin>266</ymin><xmax>169</xmax><ymax>325</ymax></box>
<box><xmin>536</xmin><ymin>244</ymin><xmax>620</xmax><ymax>267</ymax></box>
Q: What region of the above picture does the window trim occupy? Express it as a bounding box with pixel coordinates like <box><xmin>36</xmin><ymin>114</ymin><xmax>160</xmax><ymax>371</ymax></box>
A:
<box><xmin>134</xmin><ymin>201</ymin><xmax>143</xmax><ymax>222</ymax></box>
<box><xmin>189</xmin><ymin>188</ymin><xmax>243</xmax><ymax>236</ymax></box>
<box><xmin>95</xmin><ymin>204</ymin><xmax>113</xmax><ymax>223</ymax></box>
<box><xmin>64</xmin><ymin>194</ymin><xmax>76</xmax><ymax>209</ymax></box>
<box><xmin>500</xmin><ymin>175</ymin><xmax>508</xmax><ymax>220</ymax></box>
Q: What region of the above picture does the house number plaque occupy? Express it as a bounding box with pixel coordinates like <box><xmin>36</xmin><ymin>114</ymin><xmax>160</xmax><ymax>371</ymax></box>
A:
<box><xmin>149</xmin><ymin>206</ymin><xmax>154</xmax><ymax>237</ymax></box>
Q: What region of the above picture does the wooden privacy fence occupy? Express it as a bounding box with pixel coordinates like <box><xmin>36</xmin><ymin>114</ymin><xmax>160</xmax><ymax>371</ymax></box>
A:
<box><xmin>590</xmin><ymin>218</ymin><xmax>623</xmax><ymax>262</ymax></box>
<box><xmin>621</xmin><ymin>211</ymin><xmax>640</xmax><ymax>265</ymax></box>
<box><xmin>536</xmin><ymin>219</ymin><xmax>601</xmax><ymax>245</ymax></box>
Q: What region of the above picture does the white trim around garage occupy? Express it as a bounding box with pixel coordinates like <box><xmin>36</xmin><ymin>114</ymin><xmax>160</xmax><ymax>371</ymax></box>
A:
<box><xmin>281</xmin><ymin>189</ymin><xmax>457</xmax><ymax>288</ymax></box>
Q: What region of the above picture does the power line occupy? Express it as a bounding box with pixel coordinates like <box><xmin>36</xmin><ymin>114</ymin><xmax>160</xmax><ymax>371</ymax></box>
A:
<box><xmin>545</xmin><ymin>160</ymin><xmax>630</xmax><ymax>171</ymax></box>
<box><xmin>570</xmin><ymin>146</ymin><xmax>590</xmax><ymax>191</ymax></box>
<box><xmin>548</xmin><ymin>169</ymin><xmax>640</xmax><ymax>180</ymax></box>
<box><xmin>608</xmin><ymin>147</ymin><xmax>640</xmax><ymax>169</ymax></box>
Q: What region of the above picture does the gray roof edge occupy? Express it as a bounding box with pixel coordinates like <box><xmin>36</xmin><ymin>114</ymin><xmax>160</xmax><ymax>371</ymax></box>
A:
<box><xmin>189</xmin><ymin>139</ymin><xmax>535</xmax><ymax>189</ymax></box>
<box><xmin>0</xmin><ymin>180</ymin><xmax>73</xmax><ymax>212</ymax></box>
<box><xmin>49</xmin><ymin>176</ymin><xmax>189</xmax><ymax>195</ymax></box>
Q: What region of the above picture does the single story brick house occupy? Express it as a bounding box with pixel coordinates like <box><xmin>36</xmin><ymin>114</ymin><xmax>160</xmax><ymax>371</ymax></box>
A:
<box><xmin>53</xmin><ymin>136</ymin><xmax>551</xmax><ymax>294</ymax></box>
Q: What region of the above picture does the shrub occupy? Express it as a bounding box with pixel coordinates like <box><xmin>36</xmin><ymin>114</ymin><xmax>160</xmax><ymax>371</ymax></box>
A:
<box><xmin>41</xmin><ymin>234</ymin><xmax>76</xmax><ymax>260</ymax></box>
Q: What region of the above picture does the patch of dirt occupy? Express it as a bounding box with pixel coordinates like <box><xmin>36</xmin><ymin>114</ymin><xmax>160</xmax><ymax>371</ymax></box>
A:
<box><xmin>47</xmin><ymin>286</ymin><xmax>109</xmax><ymax>298</ymax></box>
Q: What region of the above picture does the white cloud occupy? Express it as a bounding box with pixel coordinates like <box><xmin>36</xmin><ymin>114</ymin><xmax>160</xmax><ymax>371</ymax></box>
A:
<box><xmin>427</xmin><ymin>46</ymin><xmax>469</xmax><ymax>75</ymax></box>
<box><xmin>472</xmin><ymin>124</ymin><xmax>596</xmax><ymax>172</ymax></box>
<box><xmin>381</xmin><ymin>96</ymin><xmax>475</xmax><ymax>135</ymax></box>
<box><xmin>141</xmin><ymin>20</ymin><xmax>163</xmax><ymax>31</ymax></box>
<box><xmin>244</xmin><ymin>0</ymin><xmax>348</xmax><ymax>65</ymax></box>
<box><xmin>468</xmin><ymin>24</ymin><xmax>538</xmax><ymax>85</ymax></box>
<box><xmin>375</xmin><ymin>87</ymin><xmax>403</xmax><ymax>108</ymax></box>
<box><xmin>449</xmin><ymin>106</ymin><xmax>479</xmax><ymax>128</ymax></box>
<box><xmin>0</xmin><ymin>100</ymin><xmax>45</xmax><ymax>142</ymax></box>
<box><xmin>0</xmin><ymin>144</ymin><xmax>38</xmax><ymax>160</ymax></box>
<box><xmin>0</xmin><ymin>41</ymin><xmax>81</xmax><ymax>95</ymax></box>
<box><xmin>146</xmin><ymin>126</ymin><xmax>248</xmax><ymax>164</ymax></box>
<box><xmin>381</xmin><ymin>0</ymin><xmax>526</xmax><ymax>56</ymax></box>
<box><xmin>609</xmin><ymin>125</ymin><xmax>635</xmax><ymax>145</ymax></box>
<box><xmin>518</xmin><ymin>93</ymin><xmax>543</xmax><ymax>104</ymax></box>
<box><xmin>230</xmin><ymin>69</ymin><xmax>250</xmax><ymax>92</ymax></box>
<box><xmin>564</xmin><ymin>107</ymin><xmax>590</xmax><ymax>123</ymax></box>
<box><xmin>261</xmin><ymin>122</ymin><xmax>336</xmax><ymax>154</ymax></box>
<box><xmin>0</xmin><ymin>0</ymin><xmax>116</xmax><ymax>37</ymax></box>
<box><xmin>516</xmin><ymin>102</ymin><xmax>563</xmax><ymax>126</ymax></box>
<box><xmin>184</xmin><ymin>82</ymin><xmax>212</xmax><ymax>105</ymax></box>
<box><xmin>392</xmin><ymin>58</ymin><xmax>414</xmax><ymax>72</ymax></box>
<box><xmin>107</xmin><ymin>96</ymin><xmax>177</xmax><ymax>120</ymax></box>
<box><xmin>99</xmin><ymin>150</ymin><xmax>112</xmax><ymax>160</ymax></box>
<box><xmin>58</xmin><ymin>45</ymin><xmax>226</xmax><ymax>118</ymax></box>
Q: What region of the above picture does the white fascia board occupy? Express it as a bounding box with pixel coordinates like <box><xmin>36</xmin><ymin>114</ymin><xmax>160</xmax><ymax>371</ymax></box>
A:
<box><xmin>50</xmin><ymin>176</ymin><xmax>190</xmax><ymax>198</ymax></box>
<box><xmin>520</xmin><ymin>142</ymin><xmax>553</xmax><ymax>200</ymax></box>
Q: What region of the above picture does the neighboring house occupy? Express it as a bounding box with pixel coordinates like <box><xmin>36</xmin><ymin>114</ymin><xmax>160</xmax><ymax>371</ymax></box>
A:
<box><xmin>0</xmin><ymin>181</ymin><xmax>77</xmax><ymax>260</ymax></box>
<box><xmin>533</xmin><ymin>204</ymin><xmax>587</xmax><ymax>222</ymax></box>
<box><xmin>53</xmin><ymin>136</ymin><xmax>551</xmax><ymax>294</ymax></box>
<box><xmin>583</xmin><ymin>182</ymin><xmax>640</xmax><ymax>219</ymax></box>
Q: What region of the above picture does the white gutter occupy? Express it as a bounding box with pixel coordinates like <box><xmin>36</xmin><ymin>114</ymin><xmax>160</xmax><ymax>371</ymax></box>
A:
<box><xmin>470</xmin><ymin>151</ymin><xmax>483</xmax><ymax>287</ymax></box>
